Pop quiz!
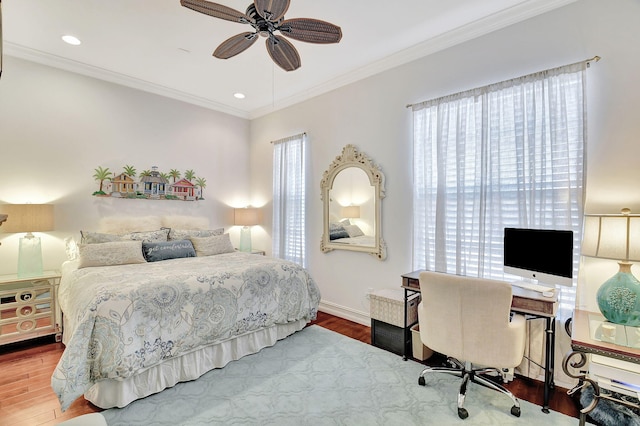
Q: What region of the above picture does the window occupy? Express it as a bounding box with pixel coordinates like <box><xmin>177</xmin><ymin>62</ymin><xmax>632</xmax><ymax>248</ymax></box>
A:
<box><xmin>412</xmin><ymin>62</ymin><xmax>587</xmax><ymax>319</ymax></box>
<box><xmin>272</xmin><ymin>133</ymin><xmax>308</xmax><ymax>266</ymax></box>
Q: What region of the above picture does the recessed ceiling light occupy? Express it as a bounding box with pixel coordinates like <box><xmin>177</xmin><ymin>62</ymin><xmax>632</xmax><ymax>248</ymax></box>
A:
<box><xmin>234</xmin><ymin>93</ymin><xmax>246</xmax><ymax>99</ymax></box>
<box><xmin>62</xmin><ymin>35</ymin><xmax>81</xmax><ymax>46</ymax></box>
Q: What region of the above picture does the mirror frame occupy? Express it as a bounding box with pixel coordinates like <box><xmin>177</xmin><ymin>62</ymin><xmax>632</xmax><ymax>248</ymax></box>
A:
<box><xmin>320</xmin><ymin>144</ymin><xmax>386</xmax><ymax>260</ymax></box>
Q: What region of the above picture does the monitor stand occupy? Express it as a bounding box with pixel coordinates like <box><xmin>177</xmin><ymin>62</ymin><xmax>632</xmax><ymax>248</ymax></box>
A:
<box><xmin>511</xmin><ymin>279</ymin><xmax>555</xmax><ymax>296</ymax></box>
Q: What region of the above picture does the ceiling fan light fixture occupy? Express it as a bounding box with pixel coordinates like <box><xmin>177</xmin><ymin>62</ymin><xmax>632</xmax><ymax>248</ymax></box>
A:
<box><xmin>182</xmin><ymin>0</ymin><xmax>341</xmax><ymax>72</ymax></box>
<box><xmin>62</xmin><ymin>35</ymin><xmax>81</xmax><ymax>46</ymax></box>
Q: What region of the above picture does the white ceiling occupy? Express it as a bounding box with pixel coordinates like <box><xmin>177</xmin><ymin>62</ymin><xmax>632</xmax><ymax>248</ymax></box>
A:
<box><xmin>2</xmin><ymin>0</ymin><xmax>574</xmax><ymax>119</ymax></box>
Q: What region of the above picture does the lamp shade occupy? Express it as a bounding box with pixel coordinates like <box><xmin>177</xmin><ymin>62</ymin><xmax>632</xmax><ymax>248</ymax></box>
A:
<box><xmin>0</xmin><ymin>204</ymin><xmax>54</xmax><ymax>233</ymax></box>
<box><xmin>342</xmin><ymin>205</ymin><xmax>360</xmax><ymax>219</ymax></box>
<box><xmin>234</xmin><ymin>207</ymin><xmax>260</xmax><ymax>227</ymax></box>
<box><xmin>581</xmin><ymin>210</ymin><xmax>640</xmax><ymax>262</ymax></box>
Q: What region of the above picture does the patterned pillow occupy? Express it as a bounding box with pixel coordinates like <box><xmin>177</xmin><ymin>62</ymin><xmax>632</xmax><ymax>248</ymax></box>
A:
<box><xmin>124</xmin><ymin>228</ymin><xmax>170</xmax><ymax>242</ymax></box>
<box><xmin>80</xmin><ymin>231</ymin><xmax>123</xmax><ymax>244</ymax></box>
<box><xmin>77</xmin><ymin>240</ymin><xmax>147</xmax><ymax>268</ymax></box>
<box><xmin>344</xmin><ymin>224</ymin><xmax>365</xmax><ymax>238</ymax></box>
<box><xmin>81</xmin><ymin>228</ymin><xmax>169</xmax><ymax>244</ymax></box>
<box><xmin>64</xmin><ymin>237</ymin><xmax>79</xmax><ymax>260</ymax></box>
<box><xmin>329</xmin><ymin>222</ymin><xmax>349</xmax><ymax>240</ymax></box>
<box><xmin>168</xmin><ymin>228</ymin><xmax>224</xmax><ymax>241</ymax></box>
<box><xmin>142</xmin><ymin>240</ymin><xmax>196</xmax><ymax>262</ymax></box>
<box><xmin>189</xmin><ymin>233</ymin><xmax>235</xmax><ymax>257</ymax></box>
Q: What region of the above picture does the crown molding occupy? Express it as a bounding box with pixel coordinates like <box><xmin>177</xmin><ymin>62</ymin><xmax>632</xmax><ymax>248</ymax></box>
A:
<box><xmin>248</xmin><ymin>0</ymin><xmax>577</xmax><ymax>119</ymax></box>
<box><xmin>4</xmin><ymin>42</ymin><xmax>251</xmax><ymax>119</ymax></box>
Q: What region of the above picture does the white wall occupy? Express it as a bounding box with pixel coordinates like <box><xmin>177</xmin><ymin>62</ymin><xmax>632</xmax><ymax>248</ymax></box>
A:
<box><xmin>1</xmin><ymin>0</ymin><xmax>638</xmax><ymax>321</ymax></box>
<box><xmin>0</xmin><ymin>56</ymin><xmax>251</xmax><ymax>276</ymax></box>
<box><xmin>250</xmin><ymin>0</ymin><xmax>640</xmax><ymax>323</ymax></box>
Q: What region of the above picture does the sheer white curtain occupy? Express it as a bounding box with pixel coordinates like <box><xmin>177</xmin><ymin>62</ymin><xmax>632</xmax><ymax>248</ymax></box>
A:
<box><xmin>272</xmin><ymin>133</ymin><xmax>308</xmax><ymax>267</ymax></box>
<box><xmin>412</xmin><ymin>62</ymin><xmax>586</xmax><ymax>320</ymax></box>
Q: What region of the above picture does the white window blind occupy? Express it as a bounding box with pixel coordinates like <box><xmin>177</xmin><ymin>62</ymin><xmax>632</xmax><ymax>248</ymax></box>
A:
<box><xmin>412</xmin><ymin>62</ymin><xmax>587</xmax><ymax>319</ymax></box>
<box><xmin>272</xmin><ymin>133</ymin><xmax>307</xmax><ymax>267</ymax></box>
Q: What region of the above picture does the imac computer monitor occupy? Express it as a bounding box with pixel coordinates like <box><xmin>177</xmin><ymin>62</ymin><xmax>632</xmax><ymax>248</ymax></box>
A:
<box><xmin>503</xmin><ymin>227</ymin><xmax>574</xmax><ymax>287</ymax></box>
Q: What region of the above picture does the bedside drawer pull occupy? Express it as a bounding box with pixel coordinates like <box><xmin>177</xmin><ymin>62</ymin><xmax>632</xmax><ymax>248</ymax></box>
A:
<box><xmin>17</xmin><ymin>305</ymin><xmax>36</xmax><ymax>317</ymax></box>
<box><xmin>17</xmin><ymin>319</ymin><xmax>37</xmax><ymax>333</ymax></box>
<box><xmin>17</xmin><ymin>290</ymin><xmax>35</xmax><ymax>302</ymax></box>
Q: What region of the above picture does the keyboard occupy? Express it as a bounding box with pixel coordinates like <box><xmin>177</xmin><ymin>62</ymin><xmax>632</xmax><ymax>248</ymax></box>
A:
<box><xmin>511</xmin><ymin>281</ymin><xmax>555</xmax><ymax>294</ymax></box>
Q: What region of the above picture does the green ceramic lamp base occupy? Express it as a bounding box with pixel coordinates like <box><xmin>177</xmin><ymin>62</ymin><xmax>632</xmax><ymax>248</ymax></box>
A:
<box><xmin>596</xmin><ymin>262</ymin><xmax>640</xmax><ymax>326</ymax></box>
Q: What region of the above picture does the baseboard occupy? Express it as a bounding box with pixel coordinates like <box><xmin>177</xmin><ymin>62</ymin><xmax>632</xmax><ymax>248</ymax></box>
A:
<box><xmin>318</xmin><ymin>300</ymin><xmax>370</xmax><ymax>326</ymax></box>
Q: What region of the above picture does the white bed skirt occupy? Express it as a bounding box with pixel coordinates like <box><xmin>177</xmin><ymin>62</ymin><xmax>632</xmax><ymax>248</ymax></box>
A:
<box><xmin>84</xmin><ymin>320</ymin><xmax>308</xmax><ymax>409</ymax></box>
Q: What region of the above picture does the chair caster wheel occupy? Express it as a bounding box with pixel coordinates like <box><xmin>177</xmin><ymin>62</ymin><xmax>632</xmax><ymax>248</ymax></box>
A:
<box><xmin>511</xmin><ymin>406</ymin><xmax>521</xmax><ymax>417</ymax></box>
<box><xmin>458</xmin><ymin>408</ymin><xmax>469</xmax><ymax>419</ymax></box>
<box><xmin>418</xmin><ymin>376</ymin><xmax>426</xmax><ymax>386</ymax></box>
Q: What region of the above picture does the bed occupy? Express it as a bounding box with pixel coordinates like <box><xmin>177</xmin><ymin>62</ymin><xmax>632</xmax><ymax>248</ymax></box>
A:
<box><xmin>51</xmin><ymin>216</ymin><xmax>320</xmax><ymax>411</ymax></box>
<box><xmin>331</xmin><ymin>235</ymin><xmax>375</xmax><ymax>246</ymax></box>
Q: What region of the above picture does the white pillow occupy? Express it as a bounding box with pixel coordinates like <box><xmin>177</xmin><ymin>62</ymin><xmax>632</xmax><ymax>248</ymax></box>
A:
<box><xmin>344</xmin><ymin>224</ymin><xmax>365</xmax><ymax>238</ymax></box>
<box><xmin>189</xmin><ymin>234</ymin><xmax>235</xmax><ymax>257</ymax></box>
<box><xmin>77</xmin><ymin>240</ymin><xmax>146</xmax><ymax>268</ymax></box>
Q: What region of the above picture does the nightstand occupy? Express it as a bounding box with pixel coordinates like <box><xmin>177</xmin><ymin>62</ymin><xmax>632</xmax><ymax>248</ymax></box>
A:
<box><xmin>0</xmin><ymin>270</ymin><xmax>62</xmax><ymax>346</ymax></box>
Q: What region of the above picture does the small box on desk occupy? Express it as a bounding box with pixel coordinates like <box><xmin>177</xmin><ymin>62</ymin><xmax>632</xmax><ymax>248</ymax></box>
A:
<box><xmin>370</xmin><ymin>288</ymin><xmax>419</xmax><ymax>327</ymax></box>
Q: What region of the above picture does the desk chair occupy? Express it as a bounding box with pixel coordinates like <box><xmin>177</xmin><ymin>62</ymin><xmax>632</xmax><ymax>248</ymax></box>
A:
<box><xmin>417</xmin><ymin>271</ymin><xmax>527</xmax><ymax>419</ymax></box>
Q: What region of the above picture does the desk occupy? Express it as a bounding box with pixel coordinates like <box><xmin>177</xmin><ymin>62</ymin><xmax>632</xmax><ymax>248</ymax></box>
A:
<box><xmin>563</xmin><ymin>309</ymin><xmax>640</xmax><ymax>425</ymax></box>
<box><xmin>401</xmin><ymin>270</ymin><xmax>558</xmax><ymax>413</ymax></box>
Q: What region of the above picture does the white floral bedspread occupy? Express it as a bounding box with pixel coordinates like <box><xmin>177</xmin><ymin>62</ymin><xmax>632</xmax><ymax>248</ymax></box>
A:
<box><xmin>51</xmin><ymin>252</ymin><xmax>320</xmax><ymax>410</ymax></box>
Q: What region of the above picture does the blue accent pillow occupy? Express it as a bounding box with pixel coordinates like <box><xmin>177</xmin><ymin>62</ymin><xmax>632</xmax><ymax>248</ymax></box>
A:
<box><xmin>142</xmin><ymin>240</ymin><xmax>196</xmax><ymax>262</ymax></box>
<box><xmin>329</xmin><ymin>223</ymin><xmax>350</xmax><ymax>240</ymax></box>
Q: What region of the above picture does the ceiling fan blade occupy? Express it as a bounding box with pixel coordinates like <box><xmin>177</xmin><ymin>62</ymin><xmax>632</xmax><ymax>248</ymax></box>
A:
<box><xmin>266</xmin><ymin>35</ymin><xmax>301</xmax><ymax>72</ymax></box>
<box><xmin>279</xmin><ymin>18</ymin><xmax>342</xmax><ymax>44</ymax></box>
<box><xmin>253</xmin><ymin>0</ymin><xmax>290</xmax><ymax>22</ymax></box>
<box><xmin>181</xmin><ymin>0</ymin><xmax>253</xmax><ymax>24</ymax></box>
<box><xmin>213</xmin><ymin>32</ymin><xmax>258</xmax><ymax>59</ymax></box>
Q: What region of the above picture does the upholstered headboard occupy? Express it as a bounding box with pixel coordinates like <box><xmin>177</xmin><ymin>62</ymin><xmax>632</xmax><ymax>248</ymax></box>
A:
<box><xmin>97</xmin><ymin>215</ymin><xmax>211</xmax><ymax>234</ymax></box>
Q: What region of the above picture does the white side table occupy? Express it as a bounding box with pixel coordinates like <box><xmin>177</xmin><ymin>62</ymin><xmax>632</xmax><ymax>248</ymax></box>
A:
<box><xmin>0</xmin><ymin>270</ymin><xmax>62</xmax><ymax>346</ymax></box>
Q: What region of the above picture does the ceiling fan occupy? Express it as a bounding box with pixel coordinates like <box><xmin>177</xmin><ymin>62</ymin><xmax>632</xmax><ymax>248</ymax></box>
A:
<box><xmin>180</xmin><ymin>0</ymin><xmax>342</xmax><ymax>72</ymax></box>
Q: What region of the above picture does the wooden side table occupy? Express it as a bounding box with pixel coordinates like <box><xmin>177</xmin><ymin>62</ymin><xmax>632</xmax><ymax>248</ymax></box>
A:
<box><xmin>0</xmin><ymin>270</ymin><xmax>62</xmax><ymax>346</ymax></box>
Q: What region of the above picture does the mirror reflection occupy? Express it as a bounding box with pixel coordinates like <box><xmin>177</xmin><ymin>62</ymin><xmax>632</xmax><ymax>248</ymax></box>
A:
<box><xmin>329</xmin><ymin>167</ymin><xmax>375</xmax><ymax>247</ymax></box>
<box><xmin>321</xmin><ymin>144</ymin><xmax>386</xmax><ymax>260</ymax></box>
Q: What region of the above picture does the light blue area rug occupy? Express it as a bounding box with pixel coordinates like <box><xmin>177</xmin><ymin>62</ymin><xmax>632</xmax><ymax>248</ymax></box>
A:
<box><xmin>97</xmin><ymin>325</ymin><xmax>575</xmax><ymax>425</ymax></box>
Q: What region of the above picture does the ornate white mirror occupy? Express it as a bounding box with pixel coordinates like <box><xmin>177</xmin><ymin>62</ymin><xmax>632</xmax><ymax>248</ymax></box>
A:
<box><xmin>321</xmin><ymin>144</ymin><xmax>386</xmax><ymax>260</ymax></box>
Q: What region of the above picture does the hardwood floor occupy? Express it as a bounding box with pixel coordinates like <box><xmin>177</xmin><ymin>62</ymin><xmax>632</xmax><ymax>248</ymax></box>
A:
<box><xmin>0</xmin><ymin>311</ymin><xmax>582</xmax><ymax>425</ymax></box>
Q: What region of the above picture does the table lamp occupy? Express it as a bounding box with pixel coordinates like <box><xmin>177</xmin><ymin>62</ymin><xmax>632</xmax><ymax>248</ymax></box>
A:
<box><xmin>581</xmin><ymin>208</ymin><xmax>640</xmax><ymax>326</ymax></box>
<box><xmin>0</xmin><ymin>214</ymin><xmax>7</xmax><ymax>246</ymax></box>
<box><xmin>234</xmin><ymin>207</ymin><xmax>260</xmax><ymax>252</ymax></box>
<box><xmin>0</xmin><ymin>204</ymin><xmax>54</xmax><ymax>277</ymax></box>
<box><xmin>341</xmin><ymin>205</ymin><xmax>360</xmax><ymax>219</ymax></box>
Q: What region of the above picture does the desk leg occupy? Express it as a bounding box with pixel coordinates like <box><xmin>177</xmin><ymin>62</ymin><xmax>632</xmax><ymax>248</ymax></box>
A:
<box><xmin>542</xmin><ymin>316</ymin><xmax>556</xmax><ymax>413</ymax></box>
<box><xmin>403</xmin><ymin>287</ymin><xmax>409</xmax><ymax>361</ymax></box>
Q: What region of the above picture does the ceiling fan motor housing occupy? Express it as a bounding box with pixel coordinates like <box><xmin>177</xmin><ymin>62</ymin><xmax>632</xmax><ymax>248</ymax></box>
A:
<box><xmin>246</xmin><ymin>4</ymin><xmax>281</xmax><ymax>37</ymax></box>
